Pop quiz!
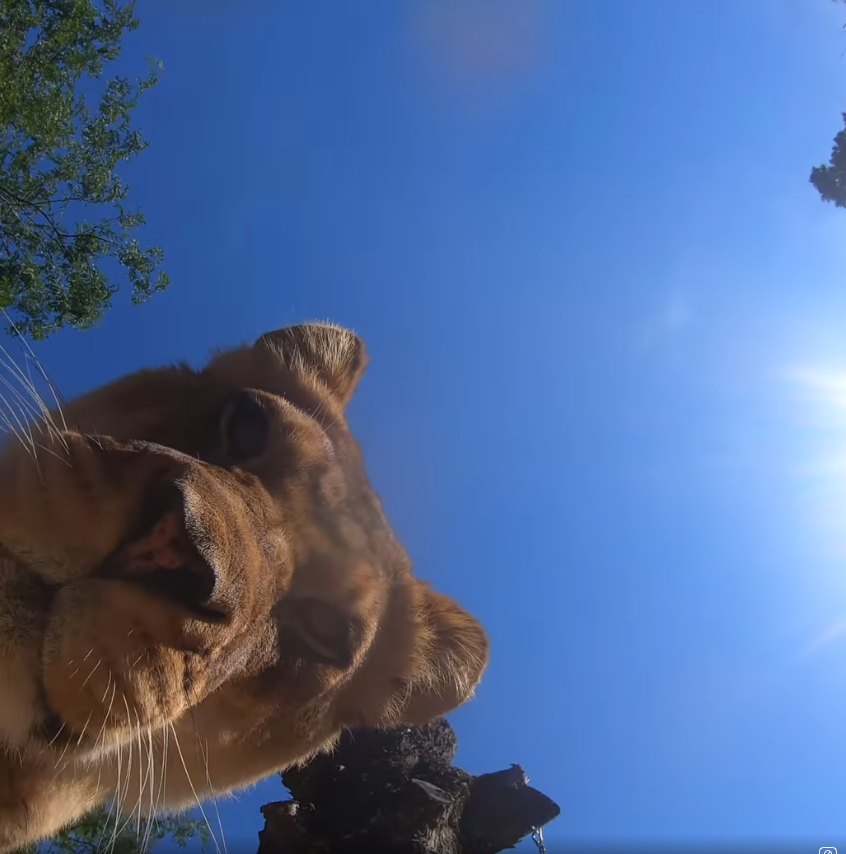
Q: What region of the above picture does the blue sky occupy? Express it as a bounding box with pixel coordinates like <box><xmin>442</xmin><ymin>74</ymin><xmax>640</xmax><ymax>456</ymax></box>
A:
<box><xmin>17</xmin><ymin>0</ymin><xmax>846</xmax><ymax>851</ymax></box>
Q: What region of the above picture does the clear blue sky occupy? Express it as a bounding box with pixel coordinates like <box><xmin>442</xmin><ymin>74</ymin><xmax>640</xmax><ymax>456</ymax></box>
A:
<box><xmin>19</xmin><ymin>1</ymin><xmax>846</xmax><ymax>851</ymax></box>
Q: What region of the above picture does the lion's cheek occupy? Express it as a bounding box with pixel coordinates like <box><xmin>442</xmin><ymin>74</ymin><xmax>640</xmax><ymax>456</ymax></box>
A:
<box><xmin>41</xmin><ymin>581</ymin><xmax>210</xmax><ymax>739</ymax></box>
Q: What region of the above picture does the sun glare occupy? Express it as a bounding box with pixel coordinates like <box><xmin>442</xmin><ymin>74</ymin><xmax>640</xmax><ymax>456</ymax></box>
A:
<box><xmin>777</xmin><ymin>364</ymin><xmax>846</xmax><ymax>659</ymax></box>
<box><xmin>779</xmin><ymin>366</ymin><xmax>846</xmax><ymax>552</ymax></box>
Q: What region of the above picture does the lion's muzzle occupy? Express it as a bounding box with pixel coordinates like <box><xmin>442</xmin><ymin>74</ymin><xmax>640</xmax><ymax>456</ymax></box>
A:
<box><xmin>95</xmin><ymin>482</ymin><xmax>224</xmax><ymax>622</ymax></box>
<box><xmin>30</xmin><ymin>437</ymin><xmax>290</xmax><ymax>750</ymax></box>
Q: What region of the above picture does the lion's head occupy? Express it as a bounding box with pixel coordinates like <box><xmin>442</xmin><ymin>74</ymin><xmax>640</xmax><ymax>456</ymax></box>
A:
<box><xmin>0</xmin><ymin>322</ymin><xmax>488</xmax><ymax>845</ymax></box>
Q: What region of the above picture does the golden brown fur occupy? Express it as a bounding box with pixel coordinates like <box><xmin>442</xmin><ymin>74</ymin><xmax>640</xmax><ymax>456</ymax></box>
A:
<box><xmin>0</xmin><ymin>322</ymin><xmax>489</xmax><ymax>850</ymax></box>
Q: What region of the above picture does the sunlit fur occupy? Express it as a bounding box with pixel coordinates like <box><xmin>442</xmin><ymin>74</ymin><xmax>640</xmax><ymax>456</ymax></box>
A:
<box><xmin>0</xmin><ymin>322</ymin><xmax>489</xmax><ymax>851</ymax></box>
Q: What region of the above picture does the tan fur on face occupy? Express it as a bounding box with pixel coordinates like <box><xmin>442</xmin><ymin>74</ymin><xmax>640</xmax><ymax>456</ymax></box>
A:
<box><xmin>0</xmin><ymin>322</ymin><xmax>489</xmax><ymax>851</ymax></box>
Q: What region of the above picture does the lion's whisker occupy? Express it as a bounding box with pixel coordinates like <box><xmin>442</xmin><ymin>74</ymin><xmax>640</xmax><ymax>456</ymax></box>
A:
<box><xmin>189</xmin><ymin>705</ymin><xmax>227</xmax><ymax>854</ymax></box>
<box><xmin>168</xmin><ymin>721</ymin><xmax>221</xmax><ymax>854</ymax></box>
<box><xmin>1</xmin><ymin>309</ymin><xmax>71</xmax><ymax>438</ymax></box>
<box><xmin>0</xmin><ymin>341</ymin><xmax>68</xmax><ymax>456</ymax></box>
<box><xmin>46</xmin><ymin>721</ymin><xmax>66</xmax><ymax>747</ymax></box>
<box><xmin>80</xmin><ymin>657</ymin><xmax>103</xmax><ymax>690</ymax></box>
<box><xmin>93</xmin><ymin>680</ymin><xmax>118</xmax><ymax>755</ymax></box>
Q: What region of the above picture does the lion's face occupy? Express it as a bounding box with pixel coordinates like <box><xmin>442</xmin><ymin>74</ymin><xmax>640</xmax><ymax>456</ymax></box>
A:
<box><xmin>0</xmin><ymin>323</ymin><xmax>489</xmax><ymax>775</ymax></box>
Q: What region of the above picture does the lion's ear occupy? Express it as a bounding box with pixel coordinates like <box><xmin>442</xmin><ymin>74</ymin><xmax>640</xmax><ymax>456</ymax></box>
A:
<box><xmin>255</xmin><ymin>322</ymin><xmax>368</xmax><ymax>407</ymax></box>
<box><xmin>399</xmin><ymin>584</ymin><xmax>490</xmax><ymax>724</ymax></box>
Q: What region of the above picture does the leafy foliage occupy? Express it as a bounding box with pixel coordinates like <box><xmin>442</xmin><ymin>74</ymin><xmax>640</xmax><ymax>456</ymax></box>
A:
<box><xmin>14</xmin><ymin>806</ymin><xmax>212</xmax><ymax>854</ymax></box>
<box><xmin>810</xmin><ymin>2</ymin><xmax>846</xmax><ymax>207</ymax></box>
<box><xmin>810</xmin><ymin>112</ymin><xmax>846</xmax><ymax>208</ymax></box>
<box><xmin>0</xmin><ymin>0</ymin><xmax>168</xmax><ymax>340</ymax></box>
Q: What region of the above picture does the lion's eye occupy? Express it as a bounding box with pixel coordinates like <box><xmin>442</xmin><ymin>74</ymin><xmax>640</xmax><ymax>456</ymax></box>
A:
<box><xmin>221</xmin><ymin>391</ymin><xmax>269</xmax><ymax>463</ymax></box>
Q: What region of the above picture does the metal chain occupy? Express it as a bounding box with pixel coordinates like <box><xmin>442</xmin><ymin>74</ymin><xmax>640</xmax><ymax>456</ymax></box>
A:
<box><xmin>531</xmin><ymin>826</ymin><xmax>547</xmax><ymax>854</ymax></box>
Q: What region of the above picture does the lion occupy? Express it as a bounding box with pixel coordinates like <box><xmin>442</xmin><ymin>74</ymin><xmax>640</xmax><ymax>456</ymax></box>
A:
<box><xmin>0</xmin><ymin>321</ymin><xmax>489</xmax><ymax>850</ymax></box>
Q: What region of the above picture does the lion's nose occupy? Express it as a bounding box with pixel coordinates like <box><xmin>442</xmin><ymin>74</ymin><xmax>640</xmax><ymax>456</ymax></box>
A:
<box><xmin>96</xmin><ymin>484</ymin><xmax>224</xmax><ymax>621</ymax></box>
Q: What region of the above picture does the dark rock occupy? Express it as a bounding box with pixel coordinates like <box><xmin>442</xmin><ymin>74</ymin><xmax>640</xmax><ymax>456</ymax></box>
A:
<box><xmin>258</xmin><ymin>719</ymin><xmax>560</xmax><ymax>854</ymax></box>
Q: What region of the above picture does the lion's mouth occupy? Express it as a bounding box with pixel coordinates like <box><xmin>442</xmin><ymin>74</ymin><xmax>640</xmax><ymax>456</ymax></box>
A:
<box><xmin>96</xmin><ymin>563</ymin><xmax>228</xmax><ymax>625</ymax></box>
<box><xmin>93</xmin><ymin>485</ymin><xmax>229</xmax><ymax>625</ymax></box>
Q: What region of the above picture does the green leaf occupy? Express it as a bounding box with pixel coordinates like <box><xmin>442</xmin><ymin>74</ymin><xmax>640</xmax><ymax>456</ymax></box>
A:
<box><xmin>0</xmin><ymin>0</ymin><xmax>168</xmax><ymax>340</ymax></box>
<box><xmin>13</xmin><ymin>805</ymin><xmax>213</xmax><ymax>854</ymax></box>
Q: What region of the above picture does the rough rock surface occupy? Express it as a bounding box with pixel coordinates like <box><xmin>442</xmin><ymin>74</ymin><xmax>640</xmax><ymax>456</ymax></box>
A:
<box><xmin>258</xmin><ymin>719</ymin><xmax>560</xmax><ymax>853</ymax></box>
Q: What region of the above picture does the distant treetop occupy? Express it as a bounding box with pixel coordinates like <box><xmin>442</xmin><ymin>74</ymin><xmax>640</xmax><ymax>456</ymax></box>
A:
<box><xmin>0</xmin><ymin>0</ymin><xmax>168</xmax><ymax>341</ymax></box>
